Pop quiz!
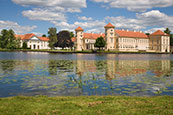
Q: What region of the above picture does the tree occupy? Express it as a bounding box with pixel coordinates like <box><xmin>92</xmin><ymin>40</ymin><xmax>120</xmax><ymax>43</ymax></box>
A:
<box><xmin>94</xmin><ymin>36</ymin><xmax>106</xmax><ymax>50</ymax></box>
<box><xmin>42</xmin><ymin>34</ymin><xmax>46</xmax><ymax>37</ymax></box>
<box><xmin>22</xmin><ymin>42</ymin><xmax>28</xmax><ymax>49</ymax></box>
<box><xmin>164</xmin><ymin>28</ymin><xmax>173</xmax><ymax>46</ymax></box>
<box><xmin>48</xmin><ymin>27</ymin><xmax>57</xmax><ymax>49</ymax></box>
<box><xmin>170</xmin><ymin>34</ymin><xmax>173</xmax><ymax>46</ymax></box>
<box><xmin>70</xmin><ymin>32</ymin><xmax>74</xmax><ymax>38</ymax></box>
<box><xmin>0</xmin><ymin>29</ymin><xmax>20</xmax><ymax>49</ymax></box>
<box><xmin>0</xmin><ymin>29</ymin><xmax>8</xmax><ymax>48</ymax></box>
<box><xmin>54</xmin><ymin>30</ymin><xmax>74</xmax><ymax>50</ymax></box>
<box><xmin>145</xmin><ymin>33</ymin><xmax>150</xmax><ymax>35</ymax></box>
<box><xmin>164</xmin><ymin>28</ymin><xmax>171</xmax><ymax>34</ymax></box>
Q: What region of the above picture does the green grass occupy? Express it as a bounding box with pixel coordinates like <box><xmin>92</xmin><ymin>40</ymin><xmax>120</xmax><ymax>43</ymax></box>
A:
<box><xmin>0</xmin><ymin>96</ymin><xmax>172</xmax><ymax>115</ymax></box>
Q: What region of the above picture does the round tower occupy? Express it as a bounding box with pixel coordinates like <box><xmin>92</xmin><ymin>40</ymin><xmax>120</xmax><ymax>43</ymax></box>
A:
<box><xmin>104</xmin><ymin>23</ymin><xmax>115</xmax><ymax>50</ymax></box>
<box><xmin>75</xmin><ymin>26</ymin><xmax>84</xmax><ymax>51</ymax></box>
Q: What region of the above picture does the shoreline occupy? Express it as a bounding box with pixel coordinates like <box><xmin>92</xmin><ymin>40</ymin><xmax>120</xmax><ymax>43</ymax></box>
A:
<box><xmin>0</xmin><ymin>49</ymin><xmax>171</xmax><ymax>54</ymax></box>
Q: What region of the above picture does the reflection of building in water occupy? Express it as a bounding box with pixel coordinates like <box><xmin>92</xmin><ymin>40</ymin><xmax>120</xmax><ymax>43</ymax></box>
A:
<box><xmin>117</xmin><ymin>60</ymin><xmax>149</xmax><ymax>76</ymax></box>
<box><xmin>76</xmin><ymin>60</ymin><xmax>96</xmax><ymax>76</ymax></box>
<box><xmin>149</xmin><ymin>60</ymin><xmax>170</xmax><ymax>77</ymax></box>
<box><xmin>74</xmin><ymin>57</ymin><xmax>171</xmax><ymax>79</ymax></box>
<box><xmin>106</xmin><ymin>60</ymin><xmax>116</xmax><ymax>80</ymax></box>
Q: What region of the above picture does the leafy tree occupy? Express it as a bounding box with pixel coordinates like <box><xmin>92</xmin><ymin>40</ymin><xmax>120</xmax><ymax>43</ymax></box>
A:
<box><xmin>0</xmin><ymin>29</ymin><xmax>20</xmax><ymax>49</ymax></box>
<box><xmin>94</xmin><ymin>36</ymin><xmax>106</xmax><ymax>50</ymax></box>
<box><xmin>164</xmin><ymin>28</ymin><xmax>173</xmax><ymax>46</ymax></box>
<box><xmin>54</xmin><ymin>30</ymin><xmax>74</xmax><ymax>50</ymax></box>
<box><xmin>70</xmin><ymin>32</ymin><xmax>74</xmax><ymax>38</ymax></box>
<box><xmin>42</xmin><ymin>34</ymin><xmax>46</xmax><ymax>37</ymax></box>
<box><xmin>22</xmin><ymin>42</ymin><xmax>28</xmax><ymax>49</ymax></box>
<box><xmin>170</xmin><ymin>34</ymin><xmax>173</xmax><ymax>46</ymax></box>
<box><xmin>48</xmin><ymin>27</ymin><xmax>57</xmax><ymax>49</ymax></box>
<box><xmin>164</xmin><ymin>28</ymin><xmax>171</xmax><ymax>34</ymax></box>
<box><xmin>145</xmin><ymin>33</ymin><xmax>150</xmax><ymax>35</ymax></box>
<box><xmin>0</xmin><ymin>29</ymin><xmax>8</xmax><ymax>48</ymax></box>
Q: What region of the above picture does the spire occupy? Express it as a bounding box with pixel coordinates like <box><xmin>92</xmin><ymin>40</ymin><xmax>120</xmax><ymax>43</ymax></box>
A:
<box><xmin>75</xmin><ymin>26</ymin><xmax>84</xmax><ymax>31</ymax></box>
<box><xmin>104</xmin><ymin>23</ymin><xmax>115</xmax><ymax>28</ymax></box>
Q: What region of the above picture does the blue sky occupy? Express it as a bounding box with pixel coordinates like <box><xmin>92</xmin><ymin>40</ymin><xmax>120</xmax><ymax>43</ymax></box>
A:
<box><xmin>0</xmin><ymin>0</ymin><xmax>173</xmax><ymax>36</ymax></box>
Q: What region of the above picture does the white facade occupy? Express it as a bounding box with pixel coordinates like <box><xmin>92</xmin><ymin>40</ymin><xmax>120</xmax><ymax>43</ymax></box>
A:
<box><xmin>21</xmin><ymin>36</ymin><xmax>50</xmax><ymax>50</ymax></box>
<box><xmin>76</xmin><ymin>31</ymin><xmax>84</xmax><ymax>51</ymax></box>
<box><xmin>117</xmin><ymin>37</ymin><xmax>149</xmax><ymax>51</ymax></box>
<box><xmin>161</xmin><ymin>36</ymin><xmax>170</xmax><ymax>52</ymax></box>
<box><xmin>105</xmin><ymin>27</ymin><xmax>115</xmax><ymax>50</ymax></box>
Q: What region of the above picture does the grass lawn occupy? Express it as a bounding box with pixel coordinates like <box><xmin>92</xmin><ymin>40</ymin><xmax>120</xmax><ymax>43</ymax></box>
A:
<box><xmin>0</xmin><ymin>96</ymin><xmax>172</xmax><ymax>115</ymax></box>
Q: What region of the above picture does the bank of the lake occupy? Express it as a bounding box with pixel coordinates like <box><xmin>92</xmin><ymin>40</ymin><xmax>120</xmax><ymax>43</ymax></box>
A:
<box><xmin>0</xmin><ymin>96</ymin><xmax>172</xmax><ymax>115</ymax></box>
<box><xmin>0</xmin><ymin>48</ymin><xmax>171</xmax><ymax>54</ymax></box>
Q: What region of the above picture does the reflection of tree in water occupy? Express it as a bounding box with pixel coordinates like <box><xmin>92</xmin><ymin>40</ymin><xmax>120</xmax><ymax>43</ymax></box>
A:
<box><xmin>95</xmin><ymin>60</ymin><xmax>107</xmax><ymax>71</ymax></box>
<box><xmin>48</xmin><ymin>60</ymin><xmax>74</xmax><ymax>75</ymax></box>
<box><xmin>0</xmin><ymin>60</ymin><xmax>16</xmax><ymax>74</ymax></box>
<box><xmin>48</xmin><ymin>60</ymin><xmax>58</xmax><ymax>75</ymax></box>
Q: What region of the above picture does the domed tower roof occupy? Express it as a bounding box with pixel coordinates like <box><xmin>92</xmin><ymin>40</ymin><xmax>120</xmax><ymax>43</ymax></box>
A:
<box><xmin>104</xmin><ymin>23</ymin><xmax>115</xmax><ymax>28</ymax></box>
<box><xmin>75</xmin><ymin>26</ymin><xmax>84</xmax><ymax>31</ymax></box>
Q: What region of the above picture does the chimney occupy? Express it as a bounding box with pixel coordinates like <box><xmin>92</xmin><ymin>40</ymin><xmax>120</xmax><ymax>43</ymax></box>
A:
<box><xmin>126</xmin><ymin>29</ymin><xmax>129</xmax><ymax>32</ymax></box>
<box><xmin>139</xmin><ymin>31</ymin><xmax>142</xmax><ymax>33</ymax></box>
<box><xmin>122</xmin><ymin>29</ymin><xmax>124</xmax><ymax>31</ymax></box>
<box><xmin>133</xmin><ymin>30</ymin><xmax>136</xmax><ymax>32</ymax></box>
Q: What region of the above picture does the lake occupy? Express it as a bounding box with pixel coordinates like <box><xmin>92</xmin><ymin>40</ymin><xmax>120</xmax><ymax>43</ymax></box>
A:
<box><xmin>0</xmin><ymin>52</ymin><xmax>173</xmax><ymax>97</ymax></box>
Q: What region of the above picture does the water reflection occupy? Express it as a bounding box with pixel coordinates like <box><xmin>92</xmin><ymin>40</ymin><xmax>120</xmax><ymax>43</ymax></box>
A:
<box><xmin>0</xmin><ymin>60</ymin><xmax>16</xmax><ymax>74</ymax></box>
<box><xmin>0</xmin><ymin>55</ymin><xmax>173</xmax><ymax>97</ymax></box>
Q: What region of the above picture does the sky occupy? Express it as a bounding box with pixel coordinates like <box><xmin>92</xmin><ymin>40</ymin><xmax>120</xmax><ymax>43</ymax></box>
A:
<box><xmin>0</xmin><ymin>0</ymin><xmax>173</xmax><ymax>36</ymax></box>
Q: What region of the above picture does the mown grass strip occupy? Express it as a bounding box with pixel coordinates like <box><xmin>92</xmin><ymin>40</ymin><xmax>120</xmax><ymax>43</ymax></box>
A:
<box><xmin>0</xmin><ymin>96</ymin><xmax>172</xmax><ymax>115</ymax></box>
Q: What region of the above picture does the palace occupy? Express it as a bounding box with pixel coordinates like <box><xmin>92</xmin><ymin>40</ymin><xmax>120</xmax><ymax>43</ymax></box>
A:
<box><xmin>16</xmin><ymin>33</ymin><xmax>50</xmax><ymax>49</ymax></box>
<box><xmin>74</xmin><ymin>23</ymin><xmax>170</xmax><ymax>52</ymax></box>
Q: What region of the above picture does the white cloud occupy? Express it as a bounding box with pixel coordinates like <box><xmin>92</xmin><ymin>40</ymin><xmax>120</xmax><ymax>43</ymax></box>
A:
<box><xmin>137</xmin><ymin>10</ymin><xmax>173</xmax><ymax>27</ymax></box>
<box><xmin>12</xmin><ymin>0</ymin><xmax>87</xmax><ymax>29</ymax></box>
<box><xmin>78</xmin><ymin>16</ymin><xmax>93</xmax><ymax>21</ymax></box>
<box><xmin>106</xmin><ymin>10</ymin><xmax>173</xmax><ymax>32</ymax></box>
<box><xmin>12</xmin><ymin>0</ymin><xmax>87</xmax><ymax>12</ymax></box>
<box><xmin>22</xmin><ymin>9</ymin><xmax>66</xmax><ymax>22</ymax></box>
<box><xmin>0</xmin><ymin>20</ymin><xmax>37</xmax><ymax>34</ymax></box>
<box><xmin>32</xmin><ymin>32</ymin><xmax>44</xmax><ymax>36</ymax></box>
<box><xmin>92</xmin><ymin>0</ymin><xmax>173</xmax><ymax>12</ymax></box>
<box><xmin>144</xmin><ymin>28</ymin><xmax>165</xmax><ymax>34</ymax></box>
<box><xmin>105</xmin><ymin>16</ymin><xmax>143</xmax><ymax>30</ymax></box>
<box><xmin>52</xmin><ymin>20</ymin><xmax>106</xmax><ymax>33</ymax></box>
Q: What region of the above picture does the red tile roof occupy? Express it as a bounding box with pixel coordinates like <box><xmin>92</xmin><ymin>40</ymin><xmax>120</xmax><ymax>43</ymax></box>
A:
<box><xmin>75</xmin><ymin>26</ymin><xmax>84</xmax><ymax>31</ymax></box>
<box><xmin>150</xmin><ymin>30</ymin><xmax>168</xmax><ymax>36</ymax></box>
<box><xmin>104</xmin><ymin>23</ymin><xmax>115</xmax><ymax>28</ymax></box>
<box><xmin>84</xmin><ymin>33</ymin><xmax>105</xmax><ymax>39</ymax></box>
<box><xmin>38</xmin><ymin>37</ymin><xmax>49</xmax><ymax>41</ymax></box>
<box><xmin>115</xmin><ymin>30</ymin><xmax>148</xmax><ymax>38</ymax></box>
<box><xmin>15</xmin><ymin>33</ymin><xmax>49</xmax><ymax>41</ymax></box>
